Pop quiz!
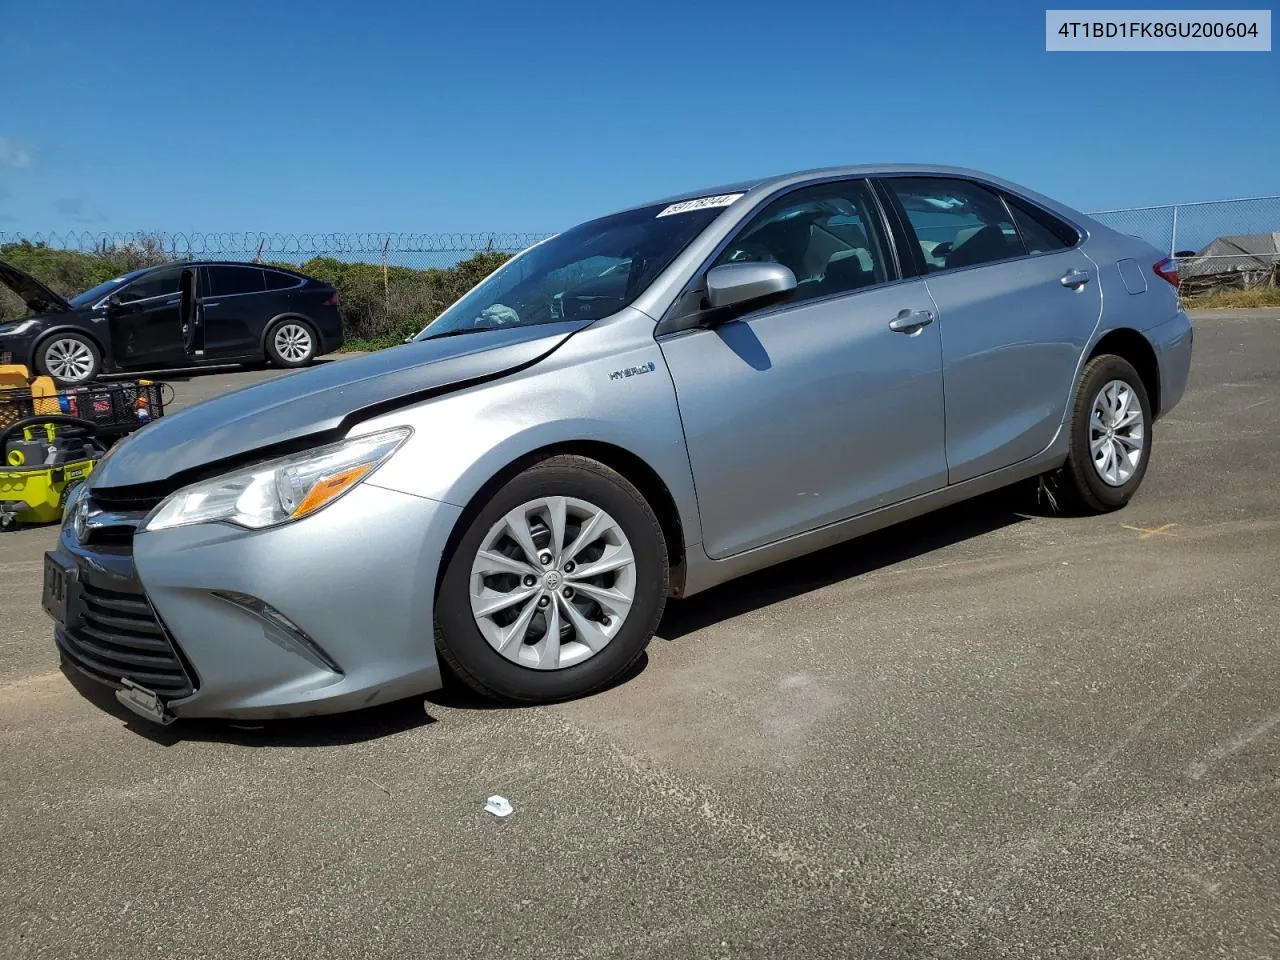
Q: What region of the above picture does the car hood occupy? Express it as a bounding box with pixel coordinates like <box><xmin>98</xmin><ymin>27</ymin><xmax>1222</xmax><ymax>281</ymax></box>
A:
<box><xmin>91</xmin><ymin>320</ymin><xmax>588</xmax><ymax>489</ymax></box>
<box><xmin>0</xmin><ymin>259</ymin><xmax>70</xmax><ymax>314</ymax></box>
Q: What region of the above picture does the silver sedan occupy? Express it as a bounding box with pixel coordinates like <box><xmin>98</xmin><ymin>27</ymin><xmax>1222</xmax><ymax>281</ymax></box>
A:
<box><xmin>44</xmin><ymin>164</ymin><xmax>1193</xmax><ymax>723</ymax></box>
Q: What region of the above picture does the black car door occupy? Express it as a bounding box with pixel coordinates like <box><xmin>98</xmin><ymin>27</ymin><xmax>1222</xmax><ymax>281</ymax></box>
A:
<box><xmin>107</xmin><ymin>267</ymin><xmax>186</xmax><ymax>368</ymax></box>
<box><xmin>201</xmin><ymin>265</ymin><xmax>267</xmax><ymax>357</ymax></box>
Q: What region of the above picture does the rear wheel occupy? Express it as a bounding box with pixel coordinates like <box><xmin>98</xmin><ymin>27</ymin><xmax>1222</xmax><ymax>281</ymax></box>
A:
<box><xmin>1054</xmin><ymin>354</ymin><xmax>1153</xmax><ymax>513</ymax></box>
<box><xmin>37</xmin><ymin>333</ymin><xmax>101</xmax><ymax>386</ymax></box>
<box><xmin>265</xmin><ymin>319</ymin><xmax>317</xmax><ymax>368</ymax></box>
<box><xmin>435</xmin><ymin>456</ymin><xmax>668</xmax><ymax>703</ymax></box>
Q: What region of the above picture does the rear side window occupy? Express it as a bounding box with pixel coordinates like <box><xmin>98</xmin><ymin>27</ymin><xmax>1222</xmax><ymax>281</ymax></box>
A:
<box><xmin>884</xmin><ymin>177</ymin><xmax>1023</xmax><ymax>272</ymax></box>
<box><xmin>115</xmin><ymin>269</ymin><xmax>181</xmax><ymax>304</ymax></box>
<box><xmin>265</xmin><ymin>270</ymin><xmax>303</xmax><ymax>290</ymax></box>
<box><xmin>207</xmin><ymin>266</ymin><xmax>266</xmax><ymax>296</ymax></box>
<box><xmin>1003</xmin><ymin>194</ymin><xmax>1080</xmax><ymax>253</ymax></box>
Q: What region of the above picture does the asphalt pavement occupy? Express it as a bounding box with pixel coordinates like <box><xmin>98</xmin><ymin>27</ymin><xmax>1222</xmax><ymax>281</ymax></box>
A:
<box><xmin>2</xmin><ymin>310</ymin><xmax>1278</xmax><ymax>959</ymax></box>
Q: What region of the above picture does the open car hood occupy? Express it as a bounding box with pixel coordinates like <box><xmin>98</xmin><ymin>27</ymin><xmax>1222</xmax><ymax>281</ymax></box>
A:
<box><xmin>0</xmin><ymin>259</ymin><xmax>71</xmax><ymax>314</ymax></box>
<box><xmin>91</xmin><ymin>320</ymin><xmax>588</xmax><ymax>489</ymax></box>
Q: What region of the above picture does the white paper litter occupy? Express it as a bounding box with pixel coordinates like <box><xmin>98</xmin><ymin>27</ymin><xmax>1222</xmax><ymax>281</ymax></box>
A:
<box><xmin>484</xmin><ymin>795</ymin><xmax>513</xmax><ymax>817</ymax></box>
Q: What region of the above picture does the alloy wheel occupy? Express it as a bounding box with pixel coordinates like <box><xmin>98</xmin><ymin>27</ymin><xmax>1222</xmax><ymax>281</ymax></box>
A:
<box><xmin>274</xmin><ymin>323</ymin><xmax>313</xmax><ymax>363</ymax></box>
<box><xmin>44</xmin><ymin>338</ymin><xmax>96</xmax><ymax>382</ymax></box>
<box><xmin>469</xmin><ymin>496</ymin><xmax>637</xmax><ymax>670</ymax></box>
<box><xmin>1089</xmin><ymin>378</ymin><xmax>1145</xmax><ymax>486</ymax></box>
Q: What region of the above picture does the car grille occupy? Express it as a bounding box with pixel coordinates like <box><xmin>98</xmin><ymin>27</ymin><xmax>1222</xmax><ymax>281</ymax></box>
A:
<box><xmin>57</xmin><ymin>581</ymin><xmax>195</xmax><ymax>700</ymax></box>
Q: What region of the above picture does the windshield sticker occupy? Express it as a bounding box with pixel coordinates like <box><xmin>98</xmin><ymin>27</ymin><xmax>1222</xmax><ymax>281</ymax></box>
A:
<box><xmin>656</xmin><ymin>193</ymin><xmax>744</xmax><ymax>218</ymax></box>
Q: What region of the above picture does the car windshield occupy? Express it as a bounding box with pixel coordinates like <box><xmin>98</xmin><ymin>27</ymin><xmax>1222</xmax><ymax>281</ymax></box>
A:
<box><xmin>415</xmin><ymin>198</ymin><xmax>737</xmax><ymax>339</ymax></box>
<box><xmin>67</xmin><ymin>269</ymin><xmax>150</xmax><ymax>308</ymax></box>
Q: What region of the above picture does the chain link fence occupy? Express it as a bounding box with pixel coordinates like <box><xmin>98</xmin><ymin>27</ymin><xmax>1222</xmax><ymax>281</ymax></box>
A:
<box><xmin>1088</xmin><ymin>195</ymin><xmax>1280</xmax><ymax>295</ymax></box>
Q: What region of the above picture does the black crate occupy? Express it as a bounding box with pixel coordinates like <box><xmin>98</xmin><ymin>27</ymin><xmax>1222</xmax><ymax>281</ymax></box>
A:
<box><xmin>0</xmin><ymin>381</ymin><xmax>171</xmax><ymax>439</ymax></box>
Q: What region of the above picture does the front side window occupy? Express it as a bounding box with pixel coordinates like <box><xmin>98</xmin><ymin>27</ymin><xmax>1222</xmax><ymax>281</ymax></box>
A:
<box><xmin>115</xmin><ymin>268</ymin><xmax>181</xmax><ymax>304</ymax></box>
<box><xmin>885</xmin><ymin>177</ymin><xmax>1023</xmax><ymax>272</ymax></box>
<box><xmin>711</xmin><ymin>179</ymin><xmax>892</xmax><ymax>304</ymax></box>
<box><xmin>417</xmin><ymin>199</ymin><xmax>733</xmax><ymax>339</ymax></box>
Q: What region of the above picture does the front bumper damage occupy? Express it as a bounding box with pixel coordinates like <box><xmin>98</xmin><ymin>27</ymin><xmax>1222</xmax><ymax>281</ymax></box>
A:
<box><xmin>45</xmin><ymin>481</ymin><xmax>462</xmax><ymax>723</ymax></box>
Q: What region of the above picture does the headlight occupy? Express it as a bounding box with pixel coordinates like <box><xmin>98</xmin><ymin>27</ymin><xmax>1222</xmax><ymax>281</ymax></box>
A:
<box><xmin>141</xmin><ymin>427</ymin><xmax>410</xmax><ymax>533</ymax></box>
<box><xmin>0</xmin><ymin>319</ymin><xmax>39</xmax><ymax>336</ymax></box>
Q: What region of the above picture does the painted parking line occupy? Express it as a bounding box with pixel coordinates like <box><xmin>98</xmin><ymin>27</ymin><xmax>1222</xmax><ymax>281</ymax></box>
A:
<box><xmin>1121</xmin><ymin>522</ymin><xmax>1178</xmax><ymax>540</ymax></box>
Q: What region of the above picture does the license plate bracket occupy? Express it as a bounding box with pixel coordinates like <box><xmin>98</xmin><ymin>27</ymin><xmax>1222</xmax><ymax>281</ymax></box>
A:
<box><xmin>42</xmin><ymin>553</ymin><xmax>76</xmax><ymax>623</ymax></box>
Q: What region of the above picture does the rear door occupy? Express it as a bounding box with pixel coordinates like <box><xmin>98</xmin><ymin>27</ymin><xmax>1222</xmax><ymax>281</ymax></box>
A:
<box><xmin>879</xmin><ymin>176</ymin><xmax>1102</xmax><ymax>484</ymax></box>
<box><xmin>658</xmin><ymin>178</ymin><xmax>948</xmax><ymax>559</ymax></box>
<box><xmin>107</xmin><ymin>267</ymin><xmax>185</xmax><ymax>368</ymax></box>
<box><xmin>202</xmin><ymin>265</ymin><xmax>267</xmax><ymax>357</ymax></box>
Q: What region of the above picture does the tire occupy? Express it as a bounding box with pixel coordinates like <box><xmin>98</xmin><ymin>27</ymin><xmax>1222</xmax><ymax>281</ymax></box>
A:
<box><xmin>435</xmin><ymin>455</ymin><xmax>669</xmax><ymax>704</ymax></box>
<box><xmin>265</xmin><ymin>319</ymin><xmax>317</xmax><ymax>368</ymax></box>
<box><xmin>1055</xmin><ymin>354</ymin><xmax>1154</xmax><ymax>513</ymax></box>
<box><xmin>36</xmin><ymin>333</ymin><xmax>101</xmax><ymax>386</ymax></box>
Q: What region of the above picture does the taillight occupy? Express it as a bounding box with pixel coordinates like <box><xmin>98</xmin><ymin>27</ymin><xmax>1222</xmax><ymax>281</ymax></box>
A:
<box><xmin>1153</xmin><ymin>256</ymin><xmax>1180</xmax><ymax>289</ymax></box>
<box><xmin>322</xmin><ymin>291</ymin><xmax>340</xmax><ymax>307</ymax></box>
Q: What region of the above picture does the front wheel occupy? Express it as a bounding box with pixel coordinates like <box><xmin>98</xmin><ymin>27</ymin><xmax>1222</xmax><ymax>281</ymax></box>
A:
<box><xmin>1055</xmin><ymin>354</ymin><xmax>1154</xmax><ymax>513</ymax></box>
<box><xmin>37</xmin><ymin>333</ymin><xmax>101</xmax><ymax>386</ymax></box>
<box><xmin>265</xmin><ymin>319</ymin><xmax>317</xmax><ymax>368</ymax></box>
<box><xmin>435</xmin><ymin>455</ymin><xmax>669</xmax><ymax>703</ymax></box>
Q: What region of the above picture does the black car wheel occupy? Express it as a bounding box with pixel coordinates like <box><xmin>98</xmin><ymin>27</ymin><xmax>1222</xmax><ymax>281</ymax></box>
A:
<box><xmin>265</xmin><ymin>319</ymin><xmax>317</xmax><ymax>368</ymax></box>
<box><xmin>435</xmin><ymin>455</ymin><xmax>669</xmax><ymax>704</ymax></box>
<box><xmin>1055</xmin><ymin>354</ymin><xmax>1154</xmax><ymax>513</ymax></box>
<box><xmin>37</xmin><ymin>333</ymin><xmax>101</xmax><ymax>386</ymax></box>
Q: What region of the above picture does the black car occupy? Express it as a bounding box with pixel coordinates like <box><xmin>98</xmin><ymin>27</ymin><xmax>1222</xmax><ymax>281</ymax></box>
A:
<box><xmin>0</xmin><ymin>260</ymin><xmax>345</xmax><ymax>385</ymax></box>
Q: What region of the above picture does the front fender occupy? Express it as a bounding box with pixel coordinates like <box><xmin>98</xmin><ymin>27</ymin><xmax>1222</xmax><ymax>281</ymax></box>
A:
<box><xmin>356</xmin><ymin>332</ymin><xmax>704</xmax><ymax>555</ymax></box>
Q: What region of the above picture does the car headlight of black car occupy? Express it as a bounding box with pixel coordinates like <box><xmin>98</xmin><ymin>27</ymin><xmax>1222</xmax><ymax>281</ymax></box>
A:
<box><xmin>0</xmin><ymin>319</ymin><xmax>40</xmax><ymax>337</ymax></box>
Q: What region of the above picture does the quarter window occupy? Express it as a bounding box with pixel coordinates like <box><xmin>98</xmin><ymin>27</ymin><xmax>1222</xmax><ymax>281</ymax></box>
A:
<box><xmin>265</xmin><ymin>269</ymin><xmax>303</xmax><ymax>291</ymax></box>
<box><xmin>1004</xmin><ymin>195</ymin><xmax>1078</xmax><ymax>253</ymax></box>
<box><xmin>885</xmin><ymin>177</ymin><xmax>1023</xmax><ymax>272</ymax></box>
<box><xmin>207</xmin><ymin>266</ymin><xmax>266</xmax><ymax>297</ymax></box>
<box><xmin>711</xmin><ymin>179</ymin><xmax>893</xmax><ymax>306</ymax></box>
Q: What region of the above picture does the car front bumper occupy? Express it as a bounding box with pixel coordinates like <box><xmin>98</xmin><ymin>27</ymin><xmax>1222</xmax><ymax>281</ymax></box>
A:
<box><xmin>46</xmin><ymin>482</ymin><xmax>462</xmax><ymax>722</ymax></box>
<box><xmin>0</xmin><ymin>329</ymin><xmax>38</xmax><ymax>368</ymax></box>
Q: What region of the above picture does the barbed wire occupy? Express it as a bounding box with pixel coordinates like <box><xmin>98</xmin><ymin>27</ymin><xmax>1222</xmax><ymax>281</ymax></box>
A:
<box><xmin>0</xmin><ymin>231</ymin><xmax>554</xmax><ymax>255</ymax></box>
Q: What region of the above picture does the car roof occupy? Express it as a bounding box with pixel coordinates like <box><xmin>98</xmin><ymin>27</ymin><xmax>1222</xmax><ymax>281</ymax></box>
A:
<box><xmin>122</xmin><ymin>260</ymin><xmax>315</xmax><ymax>281</ymax></box>
<box><xmin>134</xmin><ymin>260</ymin><xmax>309</xmax><ymax>273</ymax></box>
<box><xmin>618</xmin><ymin>164</ymin><xmax>1075</xmax><ymax>217</ymax></box>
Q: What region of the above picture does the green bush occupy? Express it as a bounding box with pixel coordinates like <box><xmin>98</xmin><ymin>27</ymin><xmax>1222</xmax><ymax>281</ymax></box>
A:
<box><xmin>0</xmin><ymin>240</ymin><xmax>512</xmax><ymax>346</ymax></box>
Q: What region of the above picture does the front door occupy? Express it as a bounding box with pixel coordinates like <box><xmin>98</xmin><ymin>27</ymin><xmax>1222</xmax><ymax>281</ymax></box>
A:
<box><xmin>881</xmin><ymin>176</ymin><xmax>1104</xmax><ymax>483</ymax></box>
<box><xmin>108</xmin><ymin>267</ymin><xmax>186</xmax><ymax>369</ymax></box>
<box><xmin>658</xmin><ymin>179</ymin><xmax>948</xmax><ymax>559</ymax></box>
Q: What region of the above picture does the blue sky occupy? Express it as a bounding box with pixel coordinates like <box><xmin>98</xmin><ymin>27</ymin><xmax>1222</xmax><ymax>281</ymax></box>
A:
<box><xmin>0</xmin><ymin>0</ymin><xmax>1275</xmax><ymax>235</ymax></box>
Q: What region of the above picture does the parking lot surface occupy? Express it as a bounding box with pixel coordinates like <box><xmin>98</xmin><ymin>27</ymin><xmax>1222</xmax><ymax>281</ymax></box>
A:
<box><xmin>2</xmin><ymin>311</ymin><xmax>1278</xmax><ymax>959</ymax></box>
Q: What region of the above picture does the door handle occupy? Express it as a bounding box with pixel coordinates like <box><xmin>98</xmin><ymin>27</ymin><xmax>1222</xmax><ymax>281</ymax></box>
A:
<box><xmin>888</xmin><ymin>308</ymin><xmax>934</xmax><ymax>334</ymax></box>
<box><xmin>1060</xmin><ymin>268</ymin><xmax>1090</xmax><ymax>289</ymax></box>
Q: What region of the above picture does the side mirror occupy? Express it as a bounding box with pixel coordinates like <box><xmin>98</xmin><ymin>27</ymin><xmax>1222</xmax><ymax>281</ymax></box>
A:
<box><xmin>704</xmin><ymin>262</ymin><xmax>797</xmax><ymax>312</ymax></box>
<box><xmin>105</xmin><ymin>295</ymin><xmax>122</xmax><ymax>311</ymax></box>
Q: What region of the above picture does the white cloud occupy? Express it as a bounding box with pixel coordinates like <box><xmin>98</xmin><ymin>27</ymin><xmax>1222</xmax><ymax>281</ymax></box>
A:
<box><xmin>0</xmin><ymin>137</ymin><xmax>34</xmax><ymax>168</ymax></box>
